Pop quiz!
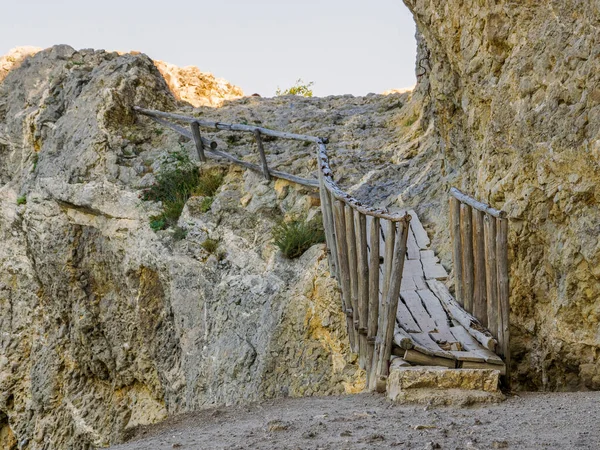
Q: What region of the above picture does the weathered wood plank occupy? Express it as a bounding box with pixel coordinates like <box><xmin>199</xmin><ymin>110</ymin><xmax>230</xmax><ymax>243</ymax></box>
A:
<box><xmin>393</xmin><ymin>325</ymin><xmax>414</xmax><ymax>350</ymax></box>
<box><xmin>422</xmin><ymin>258</ymin><xmax>448</xmax><ymax>280</ymax></box>
<box><xmin>497</xmin><ymin>217</ymin><xmax>511</xmax><ymax>385</ymax></box>
<box><xmin>190</xmin><ymin>121</ymin><xmax>207</xmax><ymax>162</ymax></box>
<box><xmin>406</xmin><ymin>229</ymin><xmax>421</xmax><ymax>260</ymax></box>
<box><xmin>409</xmin><ymin>332</ymin><xmax>456</xmax><ymax>359</ymax></box>
<box><xmin>449</xmin><ymin>351</ymin><xmax>486</xmax><ymax>362</ymax></box>
<box><xmin>420</xmin><ymin>250</ymin><xmax>438</xmax><ymax>261</ymax></box>
<box><xmin>427</xmin><ymin>279</ymin><xmax>497</xmax><ymax>352</ymax></box>
<box><xmin>345</xmin><ymin>205</ymin><xmax>361</xmax><ymax>358</ymax></box>
<box><xmin>449</xmin><ymin>325</ymin><xmax>504</xmax><ymax>365</ymax></box>
<box><xmin>472</xmin><ymin>208</ymin><xmax>487</xmax><ymax>326</ymax></box>
<box><xmin>416</xmin><ymin>289</ymin><xmax>450</xmax><ymax>331</ymax></box>
<box><xmin>396</xmin><ymin>295</ymin><xmax>421</xmax><ymax>333</ymax></box>
<box><xmin>460</xmin><ymin>203</ymin><xmax>474</xmax><ymax>313</ymax></box>
<box><xmin>367</xmin><ymin>215</ymin><xmax>380</xmax><ymax>382</ymax></box>
<box><xmin>449</xmin><ymin>197</ymin><xmax>464</xmax><ymax>306</ymax></box>
<box><xmin>400</xmin><ymin>290</ymin><xmax>436</xmax><ymax>332</ymax></box>
<box><xmin>407</xmin><ymin>209</ymin><xmax>430</xmax><ymax>249</ymax></box>
<box><xmin>253</xmin><ymin>129</ymin><xmax>271</xmax><ymax>181</ymax></box>
<box><xmin>332</xmin><ymin>200</ymin><xmax>357</xmax><ymax>351</ymax></box>
<box><xmin>317</xmin><ymin>174</ymin><xmax>336</xmax><ymax>278</ymax></box>
<box><xmin>403</xmin><ymin>349</ymin><xmax>455</xmax><ymax>368</ymax></box>
<box><xmin>484</xmin><ymin>214</ymin><xmax>499</xmax><ymax>339</ymax></box>
<box><xmin>355</xmin><ymin>210</ymin><xmax>369</xmax><ymax>370</ymax></box>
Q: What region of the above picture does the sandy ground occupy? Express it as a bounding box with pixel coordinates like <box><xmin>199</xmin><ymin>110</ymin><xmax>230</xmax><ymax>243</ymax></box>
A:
<box><xmin>109</xmin><ymin>391</ymin><xmax>600</xmax><ymax>450</ymax></box>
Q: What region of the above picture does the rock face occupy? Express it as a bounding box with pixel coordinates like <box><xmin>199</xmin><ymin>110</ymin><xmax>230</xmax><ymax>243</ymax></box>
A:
<box><xmin>0</xmin><ymin>47</ymin><xmax>41</xmax><ymax>83</ymax></box>
<box><xmin>404</xmin><ymin>0</ymin><xmax>600</xmax><ymax>390</ymax></box>
<box><xmin>154</xmin><ymin>60</ymin><xmax>243</xmax><ymax>107</ymax></box>
<box><xmin>0</xmin><ymin>45</ymin><xmax>422</xmax><ymax>448</ymax></box>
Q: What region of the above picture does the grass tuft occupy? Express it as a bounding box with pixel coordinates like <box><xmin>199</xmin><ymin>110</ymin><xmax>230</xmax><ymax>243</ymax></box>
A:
<box><xmin>272</xmin><ymin>217</ymin><xmax>325</xmax><ymax>259</ymax></box>
<box><xmin>16</xmin><ymin>195</ymin><xmax>27</xmax><ymax>205</ymax></box>
<box><xmin>201</xmin><ymin>238</ymin><xmax>219</xmax><ymax>254</ymax></box>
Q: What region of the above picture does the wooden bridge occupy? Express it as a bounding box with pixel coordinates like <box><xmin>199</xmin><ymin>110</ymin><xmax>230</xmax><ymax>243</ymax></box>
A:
<box><xmin>134</xmin><ymin>106</ymin><xmax>510</xmax><ymax>391</ymax></box>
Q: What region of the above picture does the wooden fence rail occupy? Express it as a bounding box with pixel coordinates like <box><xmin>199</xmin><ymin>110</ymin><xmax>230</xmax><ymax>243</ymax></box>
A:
<box><xmin>134</xmin><ymin>106</ymin><xmax>411</xmax><ymax>390</ymax></box>
<box><xmin>449</xmin><ymin>187</ymin><xmax>510</xmax><ymax>382</ymax></box>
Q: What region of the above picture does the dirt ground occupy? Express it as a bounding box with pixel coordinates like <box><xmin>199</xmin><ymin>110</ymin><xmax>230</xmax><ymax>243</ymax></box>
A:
<box><xmin>109</xmin><ymin>391</ymin><xmax>600</xmax><ymax>449</ymax></box>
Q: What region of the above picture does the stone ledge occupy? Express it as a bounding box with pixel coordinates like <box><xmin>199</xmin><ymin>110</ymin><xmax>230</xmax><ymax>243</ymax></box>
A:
<box><xmin>387</xmin><ymin>366</ymin><xmax>505</xmax><ymax>405</ymax></box>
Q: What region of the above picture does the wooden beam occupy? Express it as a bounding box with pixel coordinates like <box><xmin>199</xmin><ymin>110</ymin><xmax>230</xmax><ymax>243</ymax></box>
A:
<box><xmin>472</xmin><ymin>208</ymin><xmax>487</xmax><ymax>326</ymax></box>
<box><xmin>449</xmin><ymin>197</ymin><xmax>464</xmax><ymax>306</ymax></box>
<box><xmin>450</xmin><ymin>187</ymin><xmax>506</xmax><ymax>218</ymax></box>
<box><xmin>355</xmin><ymin>209</ymin><xmax>370</xmax><ymax>370</ymax></box>
<box><xmin>484</xmin><ymin>214</ymin><xmax>498</xmax><ymax>339</ymax></box>
<box><xmin>253</xmin><ymin>129</ymin><xmax>271</xmax><ymax>181</ymax></box>
<box><xmin>190</xmin><ymin>121</ymin><xmax>207</xmax><ymax>162</ymax></box>
<box><xmin>460</xmin><ymin>203</ymin><xmax>474</xmax><ymax>313</ymax></box>
<box><xmin>496</xmin><ymin>217</ymin><xmax>511</xmax><ymax>386</ymax></box>
<box><xmin>366</xmin><ymin>216</ymin><xmax>380</xmax><ymax>387</ymax></box>
<box><xmin>317</xmin><ymin>171</ymin><xmax>337</xmax><ymax>278</ymax></box>
<box><xmin>403</xmin><ymin>349</ymin><xmax>455</xmax><ymax>368</ymax></box>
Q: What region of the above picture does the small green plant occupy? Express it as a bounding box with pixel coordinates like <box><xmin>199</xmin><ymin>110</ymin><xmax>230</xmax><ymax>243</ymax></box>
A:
<box><xmin>150</xmin><ymin>216</ymin><xmax>166</xmax><ymax>231</ymax></box>
<box><xmin>193</xmin><ymin>169</ymin><xmax>224</xmax><ymax>198</ymax></box>
<box><xmin>272</xmin><ymin>217</ymin><xmax>325</xmax><ymax>259</ymax></box>
<box><xmin>201</xmin><ymin>238</ymin><xmax>219</xmax><ymax>254</ymax></box>
<box><xmin>199</xmin><ymin>196</ymin><xmax>214</xmax><ymax>213</ymax></box>
<box><xmin>403</xmin><ymin>114</ymin><xmax>419</xmax><ymax>127</ymax></box>
<box><xmin>276</xmin><ymin>79</ymin><xmax>314</xmax><ymax>98</ymax></box>
<box><xmin>32</xmin><ymin>153</ymin><xmax>39</xmax><ymax>171</ymax></box>
<box><xmin>16</xmin><ymin>195</ymin><xmax>27</xmax><ymax>205</ymax></box>
<box><xmin>172</xmin><ymin>226</ymin><xmax>188</xmax><ymax>241</ymax></box>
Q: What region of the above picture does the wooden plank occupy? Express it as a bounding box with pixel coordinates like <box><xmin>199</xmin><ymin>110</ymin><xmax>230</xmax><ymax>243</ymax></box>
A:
<box><xmin>472</xmin><ymin>209</ymin><xmax>487</xmax><ymax>326</ymax></box>
<box><xmin>412</xmin><ymin>273</ymin><xmax>428</xmax><ymax>290</ymax></box>
<box><xmin>396</xmin><ymin>295</ymin><xmax>421</xmax><ymax>333</ymax></box>
<box><xmin>403</xmin><ymin>259</ymin><xmax>425</xmax><ymax>280</ymax></box>
<box><xmin>345</xmin><ymin>205</ymin><xmax>360</xmax><ymax>356</ymax></box>
<box><xmin>450</xmin><ymin>187</ymin><xmax>506</xmax><ymax>218</ymax></box>
<box><xmin>449</xmin><ymin>197</ymin><xmax>464</xmax><ymax>306</ymax></box>
<box><xmin>460</xmin><ymin>203</ymin><xmax>474</xmax><ymax>313</ymax></box>
<box><xmin>429</xmin><ymin>330</ymin><xmax>460</xmax><ymax>347</ymax></box>
<box><xmin>422</xmin><ymin>258</ymin><xmax>448</xmax><ymax>280</ymax></box>
<box><xmin>367</xmin><ymin>215</ymin><xmax>380</xmax><ymax>383</ymax></box>
<box><xmin>381</xmin><ymin>220</ymin><xmax>396</xmax><ymax>304</ymax></box>
<box><xmin>420</xmin><ymin>250</ymin><xmax>438</xmax><ymax>261</ymax></box>
<box><xmin>449</xmin><ymin>351</ymin><xmax>486</xmax><ymax>362</ymax></box>
<box><xmin>449</xmin><ymin>325</ymin><xmax>504</xmax><ymax>365</ymax></box>
<box><xmin>403</xmin><ymin>349</ymin><xmax>456</xmax><ymax>368</ymax></box>
<box><xmin>416</xmin><ymin>289</ymin><xmax>450</xmax><ymax>331</ymax></box>
<box><xmin>406</xmin><ymin>229</ymin><xmax>421</xmax><ymax>260</ymax></box>
<box><xmin>497</xmin><ymin>217</ymin><xmax>511</xmax><ymax>385</ymax></box>
<box><xmin>400</xmin><ymin>290</ymin><xmax>436</xmax><ymax>332</ymax></box>
<box><xmin>253</xmin><ymin>129</ymin><xmax>271</xmax><ymax>181</ymax></box>
<box><xmin>409</xmin><ymin>332</ymin><xmax>456</xmax><ymax>359</ymax></box>
<box><xmin>374</xmin><ymin>221</ymin><xmax>409</xmax><ymax>382</ymax></box>
<box><xmin>407</xmin><ymin>209</ymin><xmax>430</xmax><ymax>249</ymax></box>
<box><xmin>390</xmin><ymin>357</ymin><xmax>412</xmax><ymax>370</ymax></box>
<box><xmin>393</xmin><ymin>325</ymin><xmax>414</xmax><ymax>349</ymax></box>
<box><xmin>400</xmin><ymin>276</ymin><xmax>417</xmax><ymax>292</ymax></box>
<box><xmin>461</xmin><ymin>361</ymin><xmax>506</xmax><ymax>375</ymax></box>
<box><xmin>332</xmin><ymin>200</ymin><xmax>357</xmax><ymax>351</ymax></box>
<box><xmin>427</xmin><ymin>279</ymin><xmax>497</xmax><ymax>352</ymax></box>
<box><xmin>317</xmin><ymin>175</ymin><xmax>336</xmax><ymax>278</ymax></box>
<box><xmin>190</xmin><ymin>121</ymin><xmax>207</xmax><ymax>162</ymax></box>
<box><xmin>355</xmin><ymin>210</ymin><xmax>369</xmax><ymax>370</ymax></box>
<box><xmin>484</xmin><ymin>214</ymin><xmax>499</xmax><ymax>339</ymax></box>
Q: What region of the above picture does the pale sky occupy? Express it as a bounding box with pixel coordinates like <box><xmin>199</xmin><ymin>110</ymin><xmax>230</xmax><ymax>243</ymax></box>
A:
<box><xmin>0</xmin><ymin>0</ymin><xmax>417</xmax><ymax>97</ymax></box>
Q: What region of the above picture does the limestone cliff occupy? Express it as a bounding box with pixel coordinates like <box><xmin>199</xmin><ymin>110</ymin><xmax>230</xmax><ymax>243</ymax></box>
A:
<box><xmin>404</xmin><ymin>0</ymin><xmax>600</xmax><ymax>390</ymax></box>
<box><xmin>0</xmin><ymin>45</ymin><xmax>422</xmax><ymax>449</ymax></box>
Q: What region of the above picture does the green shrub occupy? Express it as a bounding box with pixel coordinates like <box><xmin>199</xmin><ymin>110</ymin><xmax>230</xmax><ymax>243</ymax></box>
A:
<box><xmin>272</xmin><ymin>217</ymin><xmax>325</xmax><ymax>259</ymax></box>
<box><xmin>193</xmin><ymin>169</ymin><xmax>224</xmax><ymax>198</ymax></box>
<box><xmin>201</xmin><ymin>238</ymin><xmax>219</xmax><ymax>254</ymax></box>
<box><xmin>276</xmin><ymin>79</ymin><xmax>314</xmax><ymax>98</ymax></box>
<box><xmin>199</xmin><ymin>196</ymin><xmax>214</xmax><ymax>213</ymax></box>
<box><xmin>172</xmin><ymin>226</ymin><xmax>188</xmax><ymax>241</ymax></box>
<box><xmin>16</xmin><ymin>195</ymin><xmax>27</xmax><ymax>205</ymax></box>
<box><xmin>150</xmin><ymin>216</ymin><xmax>166</xmax><ymax>231</ymax></box>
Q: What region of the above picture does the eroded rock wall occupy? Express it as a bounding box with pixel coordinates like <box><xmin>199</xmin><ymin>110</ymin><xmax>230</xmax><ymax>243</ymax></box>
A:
<box><xmin>404</xmin><ymin>0</ymin><xmax>600</xmax><ymax>390</ymax></box>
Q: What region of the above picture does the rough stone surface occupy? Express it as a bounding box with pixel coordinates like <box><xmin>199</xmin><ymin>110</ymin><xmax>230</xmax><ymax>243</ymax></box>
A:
<box><xmin>404</xmin><ymin>0</ymin><xmax>600</xmax><ymax>390</ymax></box>
<box><xmin>387</xmin><ymin>367</ymin><xmax>503</xmax><ymax>405</ymax></box>
<box><xmin>0</xmin><ymin>45</ymin><xmax>422</xmax><ymax>448</ymax></box>
<box><xmin>0</xmin><ymin>46</ymin><xmax>41</xmax><ymax>83</ymax></box>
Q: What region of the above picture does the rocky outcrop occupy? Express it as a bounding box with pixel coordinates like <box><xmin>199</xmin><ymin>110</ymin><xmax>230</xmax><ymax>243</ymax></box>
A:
<box><xmin>0</xmin><ymin>47</ymin><xmax>41</xmax><ymax>83</ymax></box>
<box><xmin>154</xmin><ymin>60</ymin><xmax>243</xmax><ymax>107</ymax></box>
<box><xmin>0</xmin><ymin>45</ymin><xmax>422</xmax><ymax>448</ymax></box>
<box><xmin>404</xmin><ymin>0</ymin><xmax>600</xmax><ymax>390</ymax></box>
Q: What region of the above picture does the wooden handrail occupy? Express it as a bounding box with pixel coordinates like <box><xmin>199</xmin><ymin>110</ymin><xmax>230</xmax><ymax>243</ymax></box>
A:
<box><xmin>450</xmin><ymin>187</ymin><xmax>506</xmax><ymax>218</ymax></box>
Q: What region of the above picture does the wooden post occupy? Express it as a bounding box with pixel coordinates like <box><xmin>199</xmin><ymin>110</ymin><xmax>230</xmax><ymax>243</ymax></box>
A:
<box><xmin>374</xmin><ymin>220</ymin><xmax>409</xmax><ymax>390</ymax></box>
<box><xmin>449</xmin><ymin>197</ymin><xmax>464</xmax><ymax>305</ymax></box>
<box><xmin>484</xmin><ymin>214</ymin><xmax>498</xmax><ymax>339</ymax></box>
<box><xmin>253</xmin><ymin>129</ymin><xmax>271</xmax><ymax>181</ymax></box>
<box><xmin>190</xmin><ymin>121</ymin><xmax>206</xmax><ymax>162</ymax></box>
<box><xmin>332</xmin><ymin>200</ymin><xmax>356</xmax><ymax>351</ymax></box>
<box><xmin>496</xmin><ymin>217</ymin><xmax>510</xmax><ymax>386</ymax></box>
<box><xmin>366</xmin><ymin>216</ymin><xmax>380</xmax><ymax>386</ymax></box>
<box><xmin>472</xmin><ymin>209</ymin><xmax>487</xmax><ymax>326</ymax></box>
<box><xmin>460</xmin><ymin>203</ymin><xmax>474</xmax><ymax>313</ymax></box>
<box><xmin>381</xmin><ymin>220</ymin><xmax>396</xmax><ymax>304</ymax></box>
<box><xmin>355</xmin><ymin>210</ymin><xmax>369</xmax><ymax>371</ymax></box>
<box><xmin>345</xmin><ymin>205</ymin><xmax>360</xmax><ymax>357</ymax></box>
<box><xmin>317</xmin><ymin>171</ymin><xmax>336</xmax><ymax>278</ymax></box>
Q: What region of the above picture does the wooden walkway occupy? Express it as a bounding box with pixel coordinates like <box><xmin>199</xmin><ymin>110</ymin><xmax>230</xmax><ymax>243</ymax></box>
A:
<box><xmin>368</xmin><ymin>211</ymin><xmax>506</xmax><ymax>375</ymax></box>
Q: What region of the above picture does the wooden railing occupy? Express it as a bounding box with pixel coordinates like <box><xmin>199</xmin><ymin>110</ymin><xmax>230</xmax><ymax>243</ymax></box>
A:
<box><xmin>134</xmin><ymin>106</ymin><xmax>411</xmax><ymax>391</ymax></box>
<box><xmin>449</xmin><ymin>187</ymin><xmax>510</xmax><ymax>380</ymax></box>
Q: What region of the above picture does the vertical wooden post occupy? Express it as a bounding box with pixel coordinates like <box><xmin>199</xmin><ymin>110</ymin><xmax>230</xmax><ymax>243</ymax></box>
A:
<box><xmin>460</xmin><ymin>203</ymin><xmax>474</xmax><ymax>313</ymax></box>
<box><xmin>472</xmin><ymin>209</ymin><xmax>487</xmax><ymax>326</ymax></box>
<box><xmin>345</xmin><ymin>205</ymin><xmax>360</xmax><ymax>357</ymax></box>
<box><xmin>381</xmin><ymin>220</ymin><xmax>396</xmax><ymax>304</ymax></box>
<box><xmin>449</xmin><ymin>197</ymin><xmax>464</xmax><ymax>305</ymax></box>
<box><xmin>324</xmin><ymin>190</ymin><xmax>339</xmax><ymax>279</ymax></box>
<box><xmin>317</xmin><ymin>172</ymin><xmax>336</xmax><ymax>278</ymax></box>
<box><xmin>374</xmin><ymin>220</ymin><xmax>408</xmax><ymax>391</ymax></box>
<box><xmin>366</xmin><ymin>216</ymin><xmax>380</xmax><ymax>386</ymax></box>
<box><xmin>332</xmin><ymin>200</ymin><xmax>356</xmax><ymax>351</ymax></box>
<box><xmin>496</xmin><ymin>217</ymin><xmax>510</xmax><ymax>386</ymax></box>
<box><xmin>484</xmin><ymin>214</ymin><xmax>498</xmax><ymax>339</ymax></box>
<box><xmin>253</xmin><ymin>129</ymin><xmax>271</xmax><ymax>181</ymax></box>
<box><xmin>355</xmin><ymin>210</ymin><xmax>369</xmax><ymax>371</ymax></box>
<box><xmin>190</xmin><ymin>121</ymin><xmax>206</xmax><ymax>162</ymax></box>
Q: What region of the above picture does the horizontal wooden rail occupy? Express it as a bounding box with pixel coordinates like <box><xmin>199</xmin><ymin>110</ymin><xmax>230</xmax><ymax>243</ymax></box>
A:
<box><xmin>450</xmin><ymin>187</ymin><xmax>506</xmax><ymax>218</ymax></box>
